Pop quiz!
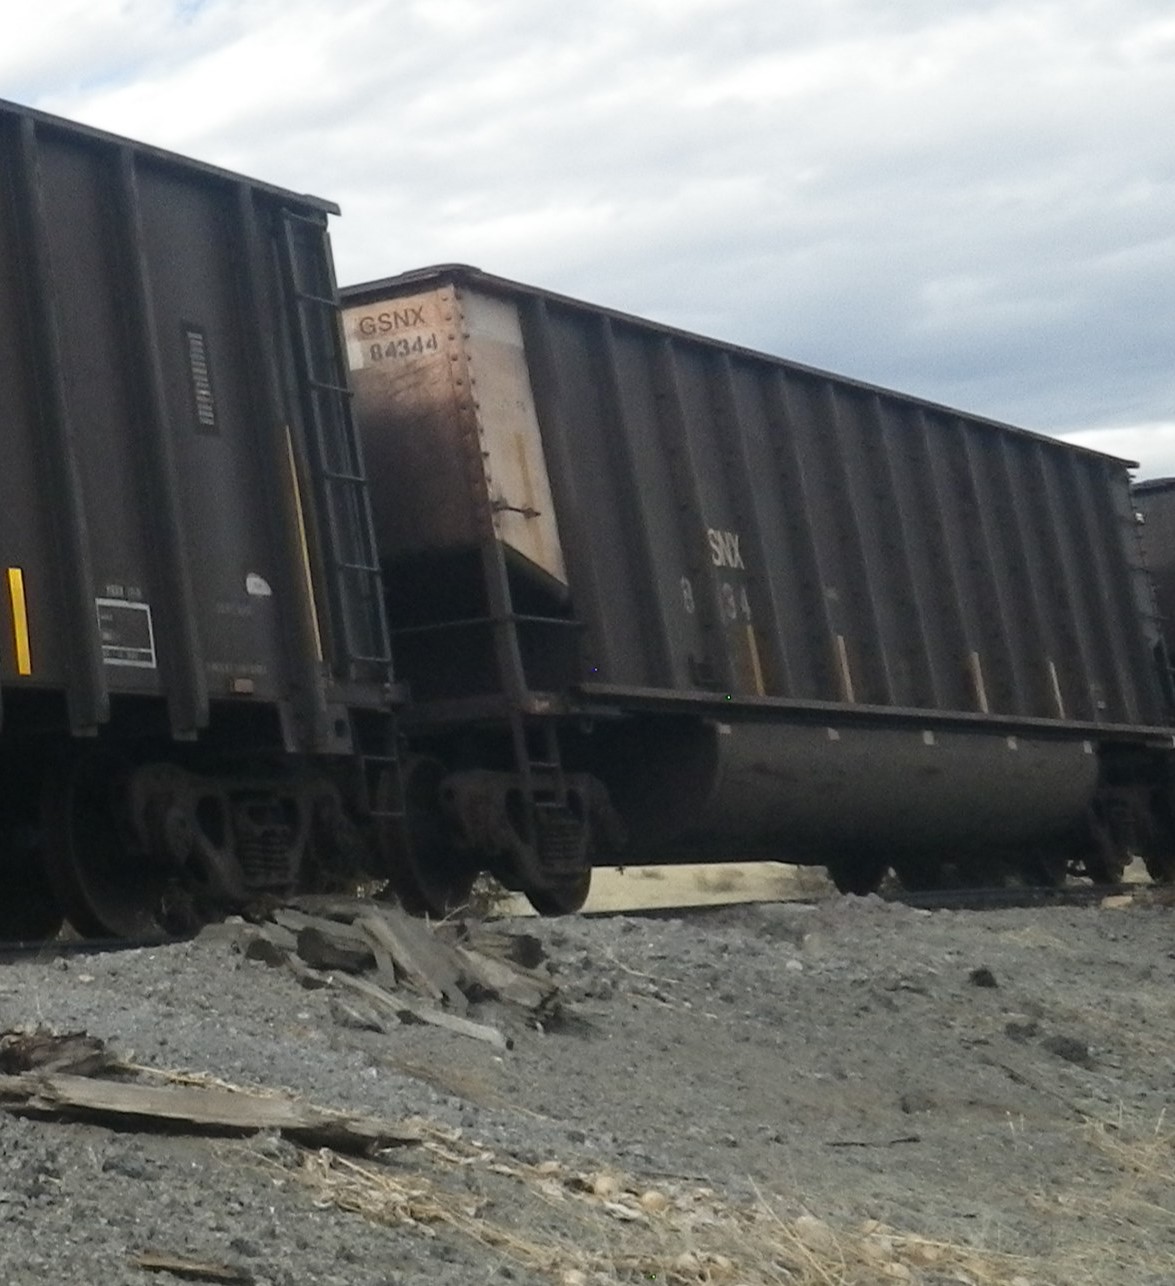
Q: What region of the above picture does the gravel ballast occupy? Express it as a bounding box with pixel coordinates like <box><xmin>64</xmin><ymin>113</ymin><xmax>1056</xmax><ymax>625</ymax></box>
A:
<box><xmin>0</xmin><ymin>893</ymin><xmax>1173</xmax><ymax>1285</ymax></box>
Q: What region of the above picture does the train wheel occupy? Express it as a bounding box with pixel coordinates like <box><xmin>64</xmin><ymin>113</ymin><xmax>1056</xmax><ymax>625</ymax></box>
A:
<box><xmin>41</xmin><ymin>754</ymin><xmax>166</xmax><ymax>938</ymax></box>
<box><xmin>1082</xmin><ymin>801</ymin><xmax>1131</xmax><ymax>885</ymax></box>
<box><xmin>378</xmin><ymin>757</ymin><xmax>477</xmax><ymax>917</ymax></box>
<box><xmin>0</xmin><ymin>803</ymin><xmax>64</xmax><ymax>940</ymax></box>
<box><xmin>892</xmin><ymin>858</ymin><xmax>946</xmax><ymax>891</ymax></box>
<box><xmin>525</xmin><ymin>869</ymin><xmax>592</xmax><ymax>916</ymax></box>
<box><xmin>1017</xmin><ymin>851</ymin><xmax>1069</xmax><ymax>888</ymax></box>
<box><xmin>1138</xmin><ymin>792</ymin><xmax>1175</xmax><ymax>884</ymax></box>
<box><xmin>826</xmin><ymin>853</ymin><xmax>889</xmax><ymax>895</ymax></box>
<box><xmin>1142</xmin><ymin>851</ymin><xmax>1175</xmax><ymax>883</ymax></box>
<box><xmin>1084</xmin><ymin>852</ymin><xmax>1128</xmax><ymax>885</ymax></box>
<box><xmin>0</xmin><ymin>860</ymin><xmax>64</xmax><ymax>941</ymax></box>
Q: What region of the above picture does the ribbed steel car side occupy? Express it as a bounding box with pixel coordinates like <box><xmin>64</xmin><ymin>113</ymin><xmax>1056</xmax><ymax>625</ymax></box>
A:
<box><xmin>0</xmin><ymin>101</ymin><xmax>400</xmax><ymax>937</ymax></box>
<box><xmin>1134</xmin><ymin>478</ymin><xmax>1175</xmax><ymax>658</ymax></box>
<box><xmin>338</xmin><ymin>265</ymin><xmax>1175</xmax><ymax>904</ymax></box>
<box><xmin>343</xmin><ymin>265</ymin><xmax>1167</xmax><ymax>734</ymax></box>
<box><xmin>0</xmin><ymin>99</ymin><xmax>390</xmax><ymax>749</ymax></box>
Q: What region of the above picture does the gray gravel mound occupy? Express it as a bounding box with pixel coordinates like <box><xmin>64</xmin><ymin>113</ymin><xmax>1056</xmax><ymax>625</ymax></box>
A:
<box><xmin>1</xmin><ymin>894</ymin><xmax>1173</xmax><ymax>1284</ymax></box>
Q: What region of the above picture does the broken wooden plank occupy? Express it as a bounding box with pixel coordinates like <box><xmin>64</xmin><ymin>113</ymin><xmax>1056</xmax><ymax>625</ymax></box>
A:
<box><xmin>356</xmin><ymin>910</ymin><xmax>449</xmax><ymax>1003</ymax></box>
<box><xmin>454</xmin><ymin>947</ymin><xmax>554</xmax><ymax>1011</ymax></box>
<box><xmin>326</xmin><ymin>971</ymin><xmax>508</xmax><ymax>1048</ymax></box>
<box><xmin>357</xmin><ymin>909</ymin><xmax>467</xmax><ymax>1012</ymax></box>
<box><xmin>295</xmin><ymin>925</ymin><xmax>375</xmax><ymax>973</ymax></box>
<box><xmin>287</xmin><ymin>894</ymin><xmax>385</xmax><ymax>923</ymax></box>
<box><xmin>131</xmin><ymin>1252</ymin><xmax>254</xmax><ymax>1284</ymax></box>
<box><xmin>436</xmin><ymin>921</ymin><xmax>547</xmax><ymax>971</ymax></box>
<box><xmin>283</xmin><ymin>954</ymin><xmax>332</xmax><ymax>991</ymax></box>
<box><xmin>199</xmin><ymin>919</ymin><xmax>298</xmax><ymax>959</ymax></box>
<box><xmin>366</xmin><ymin>936</ymin><xmax>404</xmax><ymax>995</ymax></box>
<box><xmin>253</xmin><ymin>922</ymin><xmax>298</xmax><ymax>953</ymax></box>
<box><xmin>0</xmin><ymin>1072</ymin><xmax>419</xmax><ymax>1155</ymax></box>
<box><xmin>329</xmin><ymin>969</ymin><xmax>403</xmax><ymax>1016</ymax></box>
<box><xmin>268</xmin><ymin>907</ymin><xmax>372</xmax><ymax>952</ymax></box>
<box><xmin>391</xmin><ymin>995</ymin><xmax>512</xmax><ymax>1051</ymax></box>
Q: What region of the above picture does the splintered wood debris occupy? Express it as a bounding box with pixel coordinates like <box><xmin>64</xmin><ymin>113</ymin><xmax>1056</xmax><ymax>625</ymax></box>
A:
<box><xmin>0</xmin><ymin>1028</ymin><xmax>418</xmax><ymax>1156</ymax></box>
<box><xmin>0</xmin><ymin>1028</ymin><xmax>122</xmax><ymax>1077</ymax></box>
<box><xmin>216</xmin><ymin>897</ymin><xmax>562</xmax><ymax>1048</ymax></box>
<box><xmin>0</xmin><ymin>908</ymin><xmax>558</xmax><ymax>1171</ymax></box>
<box><xmin>131</xmin><ymin>1252</ymin><xmax>255</xmax><ymax>1284</ymax></box>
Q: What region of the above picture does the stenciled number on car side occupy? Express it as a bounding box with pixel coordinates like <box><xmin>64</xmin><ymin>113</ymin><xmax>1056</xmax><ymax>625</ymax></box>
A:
<box><xmin>368</xmin><ymin>332</ymin><xmax>440</xmax><ymax>362</ymax></box>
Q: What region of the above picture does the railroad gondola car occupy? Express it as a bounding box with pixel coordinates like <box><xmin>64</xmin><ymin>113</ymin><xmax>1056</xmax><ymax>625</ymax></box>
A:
<box><xmin>0</xmin><ymin>100</ymin><xmax>399</xmax><ymax>938</ymax></box>
<box><xmin>341</xmin><ymin>265</ymin><xmax>1175</xmax><ymax>912</ymax></box>
<box><xmin>1134</xmin><ymin>479</ymin><xmax>1175</xmax><ymax>646</ymax></box>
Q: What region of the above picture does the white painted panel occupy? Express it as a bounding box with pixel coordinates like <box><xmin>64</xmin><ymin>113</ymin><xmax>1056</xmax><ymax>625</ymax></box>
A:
<box><xmin>462</xmin><ymin>289</ymin><xmax>567</xmax><ymax>585</ymax></box>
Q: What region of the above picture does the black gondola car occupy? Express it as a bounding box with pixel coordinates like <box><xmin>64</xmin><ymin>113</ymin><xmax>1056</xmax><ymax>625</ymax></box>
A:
<box><xmin>342</xmin><ymin>265</ymin><xmax>1175</xmax><ymax>911</ymax></box>
<box><xmin>1135</xmin><ymin>478</ymin><xmax>1175</xmax><ymax>649</ymax></box>
<box><xmin>0</xmin><ymin>100</ymin><xmax>396</xmax><ymax>936</ymax></box>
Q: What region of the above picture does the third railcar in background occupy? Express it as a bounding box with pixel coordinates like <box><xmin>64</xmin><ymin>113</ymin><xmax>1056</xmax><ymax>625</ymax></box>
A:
<box><xmin>341</xmin><ymin>265</ymin><xmax>1175</xmax><ymax>911</ymax></box>
<box><xmin>1134</xmin><ymin>479</ymin><xmax>1175</xmax><ymax>648</ymax></box>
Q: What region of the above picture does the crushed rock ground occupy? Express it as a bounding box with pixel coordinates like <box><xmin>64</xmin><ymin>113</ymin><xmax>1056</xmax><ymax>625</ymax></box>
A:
<box><xmin>0</xmin><ymin>894</ymin><xmax>1173</xmax><ymax>1285</ymax></box>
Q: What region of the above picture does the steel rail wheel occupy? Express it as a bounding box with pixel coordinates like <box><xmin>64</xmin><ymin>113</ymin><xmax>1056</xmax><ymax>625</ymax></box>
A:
<box><xmin>892</xmin><ymin>857</ymin><xmax>948</xmax><ymax>892</ymax></box>
<box><xmin>525</xmin><ymin>868</ymin><xmax>592</xmax><ymax>916</ymax></box>
<box><xmin>1143</xmin><ymin>849</ymin><xmax>1175</xmax><ymax>883</ymax></box>
<box><xmin>1015</xmin><ymin>851</ymin><xmax>1070</xmax><ymax>889</ymax></box>
<box><xmin>825</xmin><ymin>852</ymin><xmax>890</xmax><ymax>896</ymax></box>
<box><xmin>0</xmin><ymin>852</ymin><xmax>64</xmax><ymax>941</ymax></box>
<box><xmin>378</xmin><ymin>756</ymin><xmax>477</xmax><ymax>917</ymax></box>
<box><xmin>41</xmin><ymin>753</ymin><xmax>167</xmax><ymax>939</ymax></box>
<box><xmin>0</xmin><ymin>782</ymin><xmax>65</xmax><ymax>938</ymax></box>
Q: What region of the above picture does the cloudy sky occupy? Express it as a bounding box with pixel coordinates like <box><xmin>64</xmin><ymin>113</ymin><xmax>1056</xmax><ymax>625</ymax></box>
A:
<box><xmin>6</xmin><ymin>0</ymin><xmax>1174</xmax><ymax>473</ymax></box>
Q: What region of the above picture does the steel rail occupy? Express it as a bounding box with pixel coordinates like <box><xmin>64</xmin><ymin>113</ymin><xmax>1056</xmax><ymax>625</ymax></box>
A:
<box><xmin>0</xmin><ymin>934</ymin><xmax>182</xmax><ymax>960</ymax></box>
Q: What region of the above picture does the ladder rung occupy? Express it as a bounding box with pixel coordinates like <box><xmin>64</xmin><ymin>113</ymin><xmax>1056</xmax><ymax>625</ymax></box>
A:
<box><xmin>283</xmin><ymin>212</ymin><xmax>392</xmax><ymax>677</ymax></box>
<box><xmin>527</xmin><ymin>760</ymin><xmax>560</xmax><ymax>771</ymax></box>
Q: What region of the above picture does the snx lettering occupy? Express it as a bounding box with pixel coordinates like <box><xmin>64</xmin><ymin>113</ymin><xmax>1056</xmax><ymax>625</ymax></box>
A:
<box><xmin>707</xmin><ymin>528</ymin><xmax>744</xmax><ymax>570</ymax></box>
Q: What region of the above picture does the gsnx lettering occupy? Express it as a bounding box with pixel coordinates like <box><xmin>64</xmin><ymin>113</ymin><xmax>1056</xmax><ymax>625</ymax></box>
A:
<box><xmin>357</xmin><ymin>306</ymin><xmax>426</xmax><ymax>336</ymax></box>
<box><xmin>707</xmin><ymin>528</ymin><xmax>744</xmax><ymax>570</ymax></box>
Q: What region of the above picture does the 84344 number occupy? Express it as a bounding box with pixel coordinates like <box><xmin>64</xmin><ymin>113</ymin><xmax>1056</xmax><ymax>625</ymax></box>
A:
<box><xmin>369</xmin><ymin>332</ymin><xmax>439</xmax><ymax>361</ymax></box>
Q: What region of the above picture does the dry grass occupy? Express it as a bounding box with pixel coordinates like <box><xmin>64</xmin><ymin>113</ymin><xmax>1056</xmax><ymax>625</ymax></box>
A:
<box><xmin>1075</xmin><ymin>1110</ymin><xmax>1174</xmax><ymax>1250</ymax></box>
<box><xmin>1009</xmin><ymin>1107</ymin><xmax>1175</xmax><ymax>1285</ymax></box>
<box><xmin>137</xmin><ymin>1060</ymin><xmax>1171</xmax><ymax>1285</ymax></box>
<box><xmin>248</xmin><ymin>1100</ymin><xmax>1175</xmax><ymax>1285</ymax></box>
<box><xmin>1087</xmin><ymin>1108</ymin><xmax>1171</xmax><ymax>1184</ymax></box>
<box><xmin>263</xmin><ymin>1123</ymin><xmax>1041</xmax><ymax>1285</ymax></box>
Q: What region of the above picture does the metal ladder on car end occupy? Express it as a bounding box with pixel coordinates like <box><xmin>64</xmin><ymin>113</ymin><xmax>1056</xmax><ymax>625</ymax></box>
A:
<box><xmin>279</xmin><ymin>209</ymin><xmax>392</xmax><ymax>679</ymax></box>
<box><xmin>350</xmin><ymin>709</ymin><xmax>407</xmax><ymax>827</ymax></box>
<box><xmin>517</xmin><ymin>719</ymin><xmax>568</xmax><ymax>810</ymax></box>
<box><xmin>516</xmin><ymin>720</ymin><xmax>587</xmax><ymax>878</ymax></box>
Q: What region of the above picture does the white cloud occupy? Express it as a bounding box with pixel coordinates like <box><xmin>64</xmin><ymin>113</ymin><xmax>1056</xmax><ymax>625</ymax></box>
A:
<box><xmin>1062</xmin><ymin>423</ymin><xmax>1175</xmax><ymax>479</ymax></box>
<box><xmin>6</xmin><ymin>0</ymin><xmax>1173</xmax><ymax>472</ymax></box>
